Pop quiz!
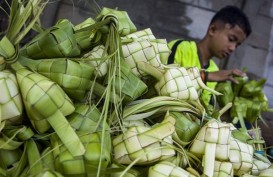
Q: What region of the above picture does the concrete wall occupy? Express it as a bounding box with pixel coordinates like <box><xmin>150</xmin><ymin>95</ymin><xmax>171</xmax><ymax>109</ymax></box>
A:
<box><xmin>41</xmin><ymin>0</ymin><xmax>273</xmax><ymax>145</ymax></box>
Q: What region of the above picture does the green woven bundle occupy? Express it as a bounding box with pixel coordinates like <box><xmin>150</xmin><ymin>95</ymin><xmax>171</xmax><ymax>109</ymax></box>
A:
<box><xmin>236</xmin><ymin>97</ymin><xmax>261</xmax><ymax>123</ymax></box>
<box><xmin>169</xmin><ymin>112</ymin><xmax>200</xmax><ymax>144</ymax></box>
<box><xmin>148</xmin><ymin>161</ymin><xmax>195</xmax><ymax>177</ymax></box>
<box><xmin>74</xmin><ymin>17</ymin><xmax>97</xmax><ymax>50</ymax></box>
<box><xmin>33</xmin><ymin>170</ymin><xmax>64</xmax><ymax>177</ymax></box>
<box><xmin>122</xmin><ymin>29</ymin><xmax>170</xmax><ymax>64</ymax></box>
<box><xmin>0</xmin><ymin>70</ymin><xmax>23</xmax><ymax>125</ymax></box>
<box><xmin>110</xmin><ymin>163</ymin><xmax>141</xmax><ymax>177</ymax></box>
<box><xmin>122</xmin><ymin>39</ymin><xmax>162</xmax><ymax>77</ymax></box>
<box><xmin>155</xmin><ymin>67</ymin><xmax>199</xmax><ymax>100</ymax></box>
<box><xmin>230</xmin><ymin>97</ymin><xmax>248</xmax><ymax>130</ymax></box>
<box><xmin>18</xmin><ymin>139</ymin><xmax>65</xmax><ymax>177</ymax></box>
<box><xmin>112</xmin><ymin>60</ymin><xmax>148</xmax><ymax>103</ymax></box>
<box><xmin>213</xmin><ymin>161</ymin><xmax>234</xmax><ymax>177</ymax></box>
<box><xmin>122</xmin><ymin>28</ymin><xmax>156</xmax><ymax>40</ymax></box>
<box><xmin>82</xmin><ymin>45</ymin><xmax>108</xmax><ymax>78</ymax></box>
<box><xmin>12</xmin><ymin>62</ymin><xmax>85</xmax><ymax>157</ymax></box>
<box><xmin>52</xmin><ymin>130</ymin><xmax>111</xmax><ymax>177</ymax></box>
<box><xmin>239</xmin><ymin>78</ymin><xmax>266</xmax><ymax>98</ymax></box>
<box><xmin>149</xmin><ymin>39</ymin><xmax>171</xmax><ymax>65</ymax></box>
<box><xmin>67</xmin><ymin>103</ymin><xmax>101</xmax><ymax>131</ymax></box>
<box><xmin>0</xmin><ymin>125</ymin><xmax>35</xmax><ymax>176</ymax></box>
<box><xmin>113</xmin><ymin>117</ymin><xmax>176</xmax><ymax>165</ymax></box>
<box><xmin>21</xmin><ymin>19</ymin><xmax>81</xmax><ymax>59</ymax></box>
<box><xmin>253</xmin><ymin>92</ymin><xmax>269</xmax><ymax>112</ymax></box>
<box><xmin>0</xmin><ymin>149</ymin><xmax>22</xmax><ymax>175</ymax></box>
<box><xmin>229</xmin><ymin>137</ymin><xmax>254</xmax><ymax>176</ymax></box>
<box><xmin>0</xmin><ymin>36</ymin><xmax>18</xmax><ymax>68</ymax></box>
<box><xmin>97</xmin><ymin>7</ymin><xmax>137</xmax><ymax>36</ymax></box>
<box><xmin>18</xmin><ymin>56</ymin><xmax>95</xmax><ymax>101</ymax></box>
<box><xmin>232</xmin><ymin>75</ymin><xmax>249</xmax><ymax>97</ymax></box>
<box><xmin>215</xmin><ymin>81</ymin><xmax>234</xmax><ymax>107</ymax></box>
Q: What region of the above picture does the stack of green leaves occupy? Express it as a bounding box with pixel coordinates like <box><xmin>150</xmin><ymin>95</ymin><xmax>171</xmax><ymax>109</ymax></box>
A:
<box><xmin>216</xmin><ymin>76</ymin><xmax>271</xmax><ymax>125</ymax></box>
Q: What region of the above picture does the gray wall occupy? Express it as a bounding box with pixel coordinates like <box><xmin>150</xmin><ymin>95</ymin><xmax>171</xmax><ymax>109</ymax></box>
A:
<box><xmin>41</xmin><ymin>0</ymin><xmax>273</xmax><ymax>145</ymax></box>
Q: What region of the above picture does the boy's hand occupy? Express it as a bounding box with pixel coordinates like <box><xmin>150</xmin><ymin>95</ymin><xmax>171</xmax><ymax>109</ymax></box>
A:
<box><xmin>207</xmin><ymin>69</ymin><xmax>246</xmax><ymax>84</ymax></box>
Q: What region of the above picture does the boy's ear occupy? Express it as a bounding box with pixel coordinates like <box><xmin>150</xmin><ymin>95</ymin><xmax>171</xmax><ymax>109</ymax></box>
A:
<box><xmin>208</xmin><ymin>24</ymin><xmax>217</xmax><ymax>36</ymax></box>
<box><xmin>208</xmin><ymin>22</ymin><xmax>223</xmax><ymax>36</ymax></box>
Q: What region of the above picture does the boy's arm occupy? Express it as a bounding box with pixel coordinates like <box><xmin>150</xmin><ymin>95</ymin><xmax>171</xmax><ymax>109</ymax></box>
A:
<box><xmin>206</xmin><ymin>69</ymin><xmax>246</xmax><ymax>84</ymax></box>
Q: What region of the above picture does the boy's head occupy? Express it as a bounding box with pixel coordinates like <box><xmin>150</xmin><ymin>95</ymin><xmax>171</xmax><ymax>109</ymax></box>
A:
<box><xmin>210</xmin><ymin>5</ymin><xmax>251</xmax><ymax>37</ymax></box>
<box><xmin>205</xmin><ymin>5</ymin><xmax>252</xmax><ymax>59</ymax></box>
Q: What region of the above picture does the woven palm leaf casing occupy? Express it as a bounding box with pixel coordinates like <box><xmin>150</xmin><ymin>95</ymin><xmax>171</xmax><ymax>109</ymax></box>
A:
<box><xmin>189</xmin><ymin>119</ymin><xmax>232</xmax><ymax>160</ymax></box>
<box><xmin>232</xmin><ymin>75</ymin><xmax>249</xmax><ymax>97</ymax></box>
<box><xmin>122</xmin><ymin>39</ymin><xmax>162</xmax><ymax>77</ymax></box>
<box><xmin>0</xmin><ymin>70</ymin><xmax>23</xmax><ymax>124</ymax></box>
<box><xmin>155</xmin><ymin>67</ymin><xmax>199</xmax><ymax>100</ymax></box>
<box><xmin>110</xmin><ymin>163</ymin><xmax>141</xmax><ymax>177</ymax></box>
<box><xmin>122</xmin><ymin>28</ymin><xmax>156</xmax><ymax>40</ymax></box>
<box><xmin>112</xmin><ymin>61</ymin><xmax>148</xmax><ymax>103</ymax></box>
<box><xmin>186</xmin><ymin>67</ymin><xmax>222</xmax><ymax>96</ymax></box>
<box><xmin>82</xmin><ymin>45</ymin><xmax>108</xmax><ymax>78</ymax></box>
<box><xmin>67</xmin><ymin>103</ymin><xmax>101</xmax><ymax>132</ymax></box>
<box><xmin>74</xmin><ymin>17</ymin><xmax>97</xmax><ymax>50</ymax></box>
<box><xmin>18</xmin><ymin>56</ymin><xmax>95</xmax><ymax>101</ymax></box>
<box><xmin>21</xmin><ymin>19</ymin><xmax>81</xmax><ymax>59</ymax></box>
<box><xmin>189</xmin><ymin>119</ymin><xmax>233</xmax><ymax>177</ymax></box>
<box><xmin>97</xmin><ymin>7</ymin><xmax>137</xmax><ymax>36</ymax></box>
<box><xmin>215</xmin><ymin>81</ymin><xmax>234</xmax><ymax>107</ymax></box>
<box><xmin>149</xmin><ymin>39</ymin><xmax>171</xmax><ymax>65</ymax></box>
<box><xmin>148</xmin><ymin>161</ymin><xmax>196</xmax><ymax>177</ymax></box>
<box><xmin>113</xmin><ymin>117</ymin><xmax>176</xmax><ymax>165</ymax></box>
<box><xmin>169</xmin><ymin>112</ymin><xmax>200</xmax><ymax>144</ymax></box>
<box><xmin>14</xmin><ymin>64</ymin><xmax>85</xmax><ymax>156</ymax></box>
<box><xmin>0</xmin><ymin>36</ymin><xmax>18</xmax><ymax>69</ymax></box>
<box><xmin>52</xmin><ymin>130</ymin><xmax>111</xmax><ymax>177</ymax></box>
<box><xmin>229</xmin><ymin>136</ymin><xmax>254</xmax><ymax>176</ymax></box>
<box><xmin>258</xmin><ymin>164</ymin><xmax>273</xmax><ymax>177</ymax></box>
<box><xmin>122</xmin><ymin>28</ymin><xmax>171</xmax><ymax>63</ymax></box>
<box><xmin>251</xmin><ymin>158</ymin><xmax>271</xmax><ymax>176</ymax></box>
<box><xmin>213</xmin><ymin>161</ymin><xmax>234</xmax><ymax>177</ymax></box>
<box><xmin>239</xmin><ymin>79</ymin><xmax>266</xmax><ymax>98</ymax></box>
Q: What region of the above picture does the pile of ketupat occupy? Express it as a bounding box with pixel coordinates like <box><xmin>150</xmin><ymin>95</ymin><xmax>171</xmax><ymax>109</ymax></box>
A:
<box><xmin>0</xmin><ymin>1</ymin><xmax>273</xmax><ymax>177</ymax></box>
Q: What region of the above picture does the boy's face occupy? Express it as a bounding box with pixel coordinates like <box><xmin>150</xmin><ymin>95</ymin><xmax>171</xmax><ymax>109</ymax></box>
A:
<box><xmin>209</xmin><ymin>22</ymin><xmax>247</xmax><ymax>59</ymax></box>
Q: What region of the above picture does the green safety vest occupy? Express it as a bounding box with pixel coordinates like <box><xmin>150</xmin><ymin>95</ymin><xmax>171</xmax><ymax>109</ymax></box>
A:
<box><xmin>168</xmin><ymin>40</ymin><xmax>219</xmax><ymax>105</ymax></box>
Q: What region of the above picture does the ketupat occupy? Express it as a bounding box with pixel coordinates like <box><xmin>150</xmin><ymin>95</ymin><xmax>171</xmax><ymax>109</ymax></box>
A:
<box><xmin>0</xmin><ymin>70</ymin><xmax>23</xmax><ymax>125</ymax></box>
<box><xmin>186</xmin><ymin>67</ymin><xmax>222</xmax><ymax>96</ymax></box>
<box><xmin>17</xmin><ymin>56</ymin><xmax>95</xmax><ymax>101</ymax></box>
<box><xmin>81</xmin><ymin>45</ymin><xmax>109</xmax><ymax>78</ymax></box>
<box><xmin>67</xmin><ymin>103</ymin><xmax>102</xmax><ymax>131</ymax></box>
<box><xmin>189</xmin><ymin>119</ymin><xmax>233</xmax><ymax>177</ymax></box>
<box><xmin>137</xmin><ymin>62</ymin><xmax>199</xmax><ymax>100</ymax></box>
<box><xmin>148</xmin><ymin>161</ymin><xmax>197</xmax><ymax>177</ymax></box>
<box><xmin>20</xmin><ymin>19</ymin><xmax>81</xmax><ymax>59</ymax></box>
<box><xmin>229</xmin><ymin>136</ymin><xmax>254</xmax><ymax>176</ymax></box>
<box><xmin>122</xmin><ymin>39</ymin><xmax>163</xmax><ymax>77</ymax></box>
<box><xmin>137</xmin><ymin>62</ymin><xmax>221</xmax><ymax>101</ymax></box>
<box><xmin>1</xmin><ymin>1</ymin><xmax>273</xmax><ymax>176</ymax></box>
<box><xmin>168</xmin><ymin>111</ymin><xmax>200</xmax><ymax>145</ymax></box>
<box><xmin>215</xmin><ymin>81</ymin><xmax>234</xmax><ymax>107</ymax></box>
<box><xmin>51</xmin><ymin>130</ymin><xmax>111</xmax><ymax>177</ymax></box>
<box><xmin>11</xmin><ymin>62</ymin><xmax>85</xmax><ymax>157</ymax></box>
<box><xmin>113</xmin><ymin>116</ymin><xmax>176</xmax><ymax>165</ymax></box>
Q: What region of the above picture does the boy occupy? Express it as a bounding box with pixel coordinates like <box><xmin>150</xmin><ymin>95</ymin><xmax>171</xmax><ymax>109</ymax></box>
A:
<box><xmin>167</xmin><ymin>5</ymin><xmax>252</xmax><ymax>105</ymax></box>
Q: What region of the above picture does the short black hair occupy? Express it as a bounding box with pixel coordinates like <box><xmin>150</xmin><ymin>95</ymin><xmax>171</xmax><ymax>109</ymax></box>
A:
<box><xmin>210</xmin><ymin>5</ymin><xmax>252</xmax><ymax>37</ymax></box>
